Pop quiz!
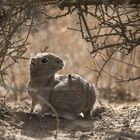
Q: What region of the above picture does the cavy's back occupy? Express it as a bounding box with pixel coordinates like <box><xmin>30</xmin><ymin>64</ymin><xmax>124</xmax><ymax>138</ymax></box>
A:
<box><xmin>50</xmin><ymin>74</ymin><xmax>96</xmax><ymax>118</ymax></box>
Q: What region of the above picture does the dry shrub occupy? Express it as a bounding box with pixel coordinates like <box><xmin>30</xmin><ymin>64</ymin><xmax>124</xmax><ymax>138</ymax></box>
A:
<box><xmin>0</xmin><ymin>1</ymin><xmax>139</xmax><ymax>103</ymax></box>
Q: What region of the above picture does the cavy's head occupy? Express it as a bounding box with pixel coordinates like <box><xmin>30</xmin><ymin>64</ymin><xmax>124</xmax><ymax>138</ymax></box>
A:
<box><xmin>30</xmin><ymin>52</ymin><xmax>64</xmax><ymax>78</ymax></box>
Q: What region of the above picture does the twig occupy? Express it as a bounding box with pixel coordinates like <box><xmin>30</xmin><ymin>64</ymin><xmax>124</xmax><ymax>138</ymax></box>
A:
<box><xmin>78</xmin><ymin>6</ymin><xmax>96</xmax><ymax>52</ymax></box>
<box><xmin>112</xmin><ymin>57</ymin><xmax>140</xmax><ymax>69</ymax></box>
<box><xmin>116</xmin><ymin>75</ymin><xmax>140</xmax><ymax>82</ymax></box>
<box><xmin>37</xmin><ymin>95</ymin><xmax>60</xmax><ymax>138</ymax></box>
<box><xmin>3</xmin><ymin>78</ymin><xmax>13</xmax><ymax>106</ymax></box>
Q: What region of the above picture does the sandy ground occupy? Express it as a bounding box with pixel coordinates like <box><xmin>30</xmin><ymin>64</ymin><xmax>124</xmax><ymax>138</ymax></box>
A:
<box><xmin>0</xmin><ymin>98</ymin><xmax>140</xmax><ymax>140</ymax></box>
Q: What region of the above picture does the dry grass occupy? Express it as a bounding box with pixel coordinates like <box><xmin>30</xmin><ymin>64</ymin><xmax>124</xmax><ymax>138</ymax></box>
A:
<box><xmin>0</xmin><ymin>99</ymin><xmax>140</xmax><ymax>140</ymax></box>
<box><xmin>1</xmin><ymin>12</ymin><xmax>139</xmax><ymax>103</ymax></box>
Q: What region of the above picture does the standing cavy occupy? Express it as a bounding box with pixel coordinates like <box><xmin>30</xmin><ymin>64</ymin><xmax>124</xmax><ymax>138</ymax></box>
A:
<box><xmin>28</xmin><ymin>52</ymin><xmax>96</xmax><ymax>119</ymax></box>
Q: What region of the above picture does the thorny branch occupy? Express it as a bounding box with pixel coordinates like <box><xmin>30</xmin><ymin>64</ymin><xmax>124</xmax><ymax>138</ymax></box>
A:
<box><xmin>0</xmin><ymin>0</ymin><xmax>139</xmax><ymax>88</ymax></box>
<box><xmin>0</xmin><ymin>0</ymin><xmax>140</xmax><ymax>86</ymax></box>
<box><xmin>0</xmin><ymin>0</ymin><xmax>139</xmax><ymax>86</ymax></box>
<box><xmin>75</xmin><ymin>3</ymin><xmax>140</xmax><ymax>83</ymax></box>
<box><xmin>0</xmin><ymin>0</ymin><xmax>139</xmax><ymax>137</ymax></box>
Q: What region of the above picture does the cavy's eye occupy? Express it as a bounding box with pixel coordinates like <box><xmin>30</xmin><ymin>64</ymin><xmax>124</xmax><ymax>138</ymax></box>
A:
<box><xmin>41</xmin><ymin>58</ymin><xmax>49</xmax><ymax>63</ymax></box>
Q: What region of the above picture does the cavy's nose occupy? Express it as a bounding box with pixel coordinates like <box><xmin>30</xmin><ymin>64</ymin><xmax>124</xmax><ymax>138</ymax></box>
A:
<box><xmin>56</xmin><ymin>58</ymin><xmax>63</xmax><ymax>63</ymax></box>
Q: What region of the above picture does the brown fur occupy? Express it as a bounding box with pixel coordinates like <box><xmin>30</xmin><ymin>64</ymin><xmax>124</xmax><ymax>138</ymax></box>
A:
<box><xmin>28</xmin><ymin>52</ymin><xmax>96</xmax><ymax>119</ymax></box>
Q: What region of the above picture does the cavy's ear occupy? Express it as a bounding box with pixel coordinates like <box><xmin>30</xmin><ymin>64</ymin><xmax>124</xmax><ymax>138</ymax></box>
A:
<box><xmin>31</xmin><ymin>52</ymin><xmax>42</xmax><ymax>58</ymax></box>
<box><xmin>31</xmin><ymin>58</ymin><xmax>36</xmax><ymax>61</ymax></box>
<box><xmin>29</xmin><ymin>57</ymin><xmax>35</xmax><ymax>65</ymax></box>
<box><xmin>37</xmin><ymin>52</ymin><xmax>42</xmax><ymax>55</ymax></box>
<box><xmin>28</xmin><ymin>57</ymin><xmax>33</xmax><ymax>65</ymax></box>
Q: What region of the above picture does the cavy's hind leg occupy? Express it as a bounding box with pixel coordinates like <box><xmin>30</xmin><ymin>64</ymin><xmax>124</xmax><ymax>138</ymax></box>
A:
<box><xmin>30</xmin><ymin>98</ymin><xmax>37</xmax><ymax>113</ymax></box>
<box><xmin>40</xmin><ymin>104</ymin><xmax>50</xmax><ymax>114</ymax></box>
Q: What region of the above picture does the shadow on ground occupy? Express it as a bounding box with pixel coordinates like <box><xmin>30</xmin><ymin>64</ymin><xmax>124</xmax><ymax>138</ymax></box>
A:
<box><xmin>14</xmin><ymin>111</ymin><xmax>94</xmax><ymax>139</ymax></box>
<box><xmin>1</xmin><ymin>103</ymin><xmax>140</xmax><ymax>140</ymax></box>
